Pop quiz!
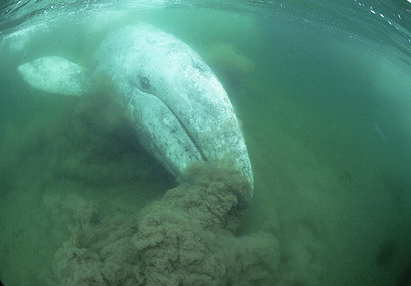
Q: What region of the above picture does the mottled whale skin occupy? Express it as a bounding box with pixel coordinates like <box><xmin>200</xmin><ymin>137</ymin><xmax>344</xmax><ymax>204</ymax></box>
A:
<box><xmin>18</xmin><ymin>23</ymin><xmax>254</xmax><ymax>197</ymax></box>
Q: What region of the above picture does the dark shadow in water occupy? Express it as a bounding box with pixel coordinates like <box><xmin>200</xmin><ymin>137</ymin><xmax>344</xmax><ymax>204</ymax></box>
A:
<box><xmin>376</xmin><ymin>239</ymin><xmax>399</xmax><ymax>266</ymax></box>
<box><xmin>396</xmin><ymin>260</ymin><xmax>411</xmax><ymax>286</ymax></box>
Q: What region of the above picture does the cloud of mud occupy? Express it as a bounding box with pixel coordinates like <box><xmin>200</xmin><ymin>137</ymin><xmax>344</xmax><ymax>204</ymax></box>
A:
<box><xmin>0</xmin><ymin>91</ymin><xmax>174</xmax><ymax>285</ymax></box>
<box><xmin>0</xmin><ymin>89</ymin><xmax>328</xmax><ymax>286</ymax></box>
<box><xmin>43</xmin><ymin>163</ymin><xmax>280</xmax><ymax>286</ymax></box>
<box><xmin>203</xmin><ymin>42</ymin><xmax>255</xmax><ymax>89</ymax></box>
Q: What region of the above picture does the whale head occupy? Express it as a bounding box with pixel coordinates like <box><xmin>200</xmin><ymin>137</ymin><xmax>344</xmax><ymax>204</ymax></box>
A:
<box><xmin>93</xmin><ymin>24</ymin><xmax>254</xmax><ymax>196</ymax></box>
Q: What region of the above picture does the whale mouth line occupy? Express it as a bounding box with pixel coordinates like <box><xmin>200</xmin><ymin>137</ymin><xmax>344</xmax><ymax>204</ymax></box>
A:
<box><xmin>139</xmin><ymin>87</ymin><xmax>208</xmax><ymax>163</ymax></box>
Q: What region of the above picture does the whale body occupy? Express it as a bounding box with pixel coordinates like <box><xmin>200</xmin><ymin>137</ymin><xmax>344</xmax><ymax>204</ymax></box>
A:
<box><xmin>18</xmin><ymin>23</ymin><xmax>254</xmax><ymax>197</ymax></box>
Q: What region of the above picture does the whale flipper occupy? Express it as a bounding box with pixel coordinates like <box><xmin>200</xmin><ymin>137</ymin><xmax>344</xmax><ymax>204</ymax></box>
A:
<box><xmin>17</xmin><ymin>56</ymin><xmax>90</xmax><ymax>96</ymax></box>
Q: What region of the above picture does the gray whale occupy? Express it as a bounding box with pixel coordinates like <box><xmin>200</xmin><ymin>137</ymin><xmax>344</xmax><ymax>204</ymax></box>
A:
<box><xmin>18</xmin><ymin>23</ymin><xmax>254</xmax><ymax>197</ymax></box>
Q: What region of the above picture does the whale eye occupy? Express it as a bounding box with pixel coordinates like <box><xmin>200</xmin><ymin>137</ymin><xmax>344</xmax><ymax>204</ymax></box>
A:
<box><xmin>140</xmin><ymin>76</ymin><xmax>151</xmax><ymax>90</ymax></box>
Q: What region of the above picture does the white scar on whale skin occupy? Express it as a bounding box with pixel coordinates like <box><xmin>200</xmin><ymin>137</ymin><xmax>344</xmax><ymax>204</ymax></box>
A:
<box><xmin>17</xmin><ymin>23</ymin><xmax>254</xmax><ymax>198</ymax></box>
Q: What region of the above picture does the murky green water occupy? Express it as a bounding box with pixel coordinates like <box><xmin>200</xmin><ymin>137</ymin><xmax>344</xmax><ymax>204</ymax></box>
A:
<box><xmin>1</xmin><ymin>1</ymin><xmax>411</xmax><ymax>285</ymax></box>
